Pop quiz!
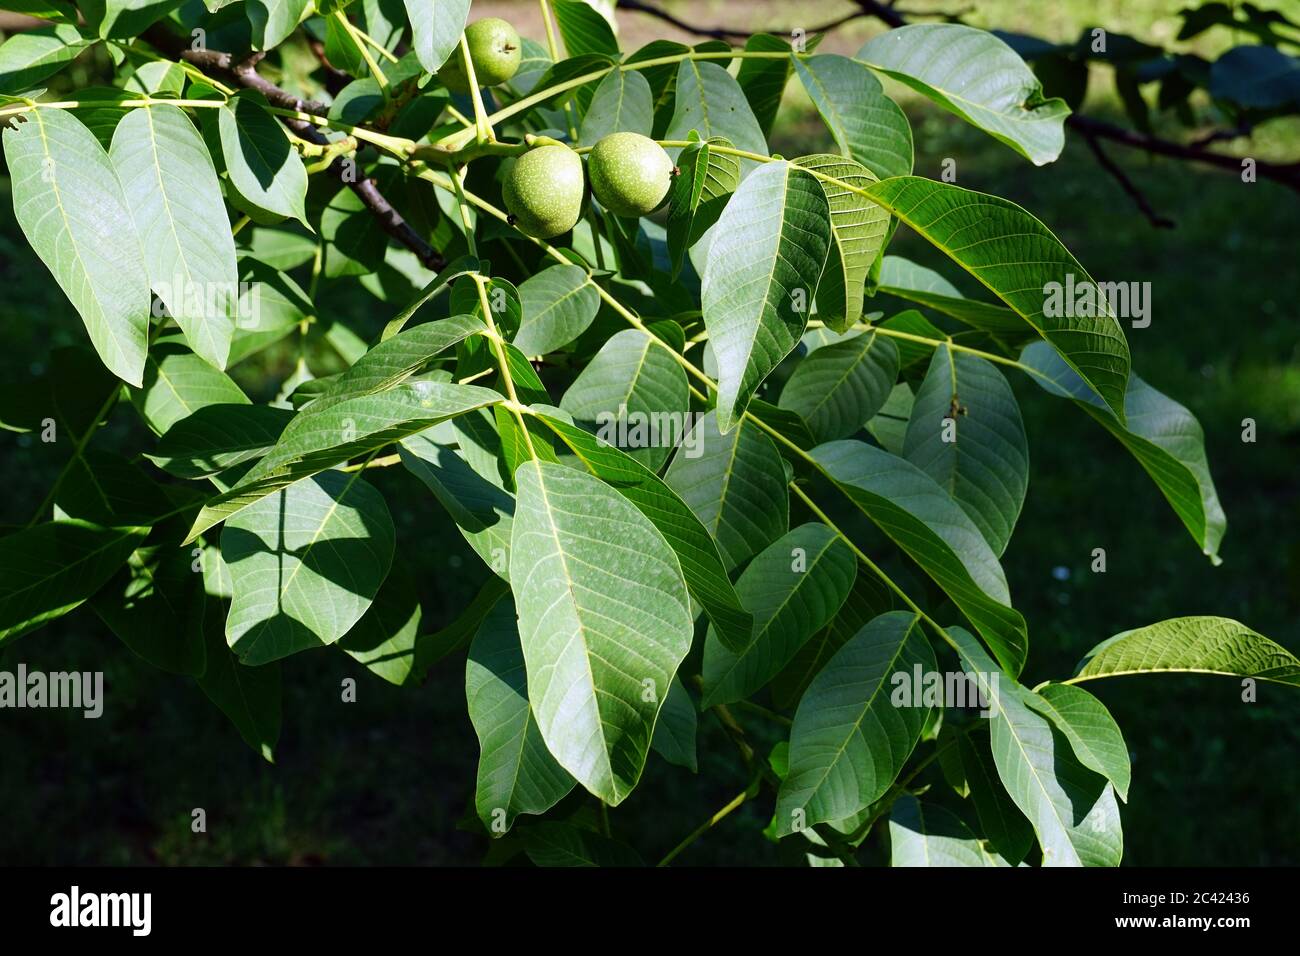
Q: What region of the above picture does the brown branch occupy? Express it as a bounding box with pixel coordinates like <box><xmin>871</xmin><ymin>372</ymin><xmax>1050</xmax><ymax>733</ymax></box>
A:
<box><xmin>1079</xmin><ymin>128</ymin><xmax>1175</xmax><ymax>228</ymax></box>
<box><xmin>617</xmin><ymin>0</ymin><xmax>872</xmax><ymax>39</ymax></box>
<box><xmin>1066</xmin><ymin>113</ymin><xmax>1300</xmax><ymax>195</ymax></box>
<box><xmin>140</xmin><ymin>25</ymin><xmax>445</xmax><ymax>271</ymax></box>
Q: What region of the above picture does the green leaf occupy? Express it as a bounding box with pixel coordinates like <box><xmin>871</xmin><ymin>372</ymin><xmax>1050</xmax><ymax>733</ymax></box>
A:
<box><xmin>1209</xmin><ymin>45</ymin><xmax>1300</xmax><ymax>110</ymax></box>
<box><xmin>535</xmin><ymin>410</ymin><xmax>752</xmax><ymax>652</ymax></box>
<box><xmin>811</xmin><ymin>440</ymin><xmax>1027</xmax><ymax>676</ymax></box>
<box><xmin>1020</xmin><ymin>342</ymin><xmax>1225</xmax><ymax>563</ymax></box>
<box><xmin>3</xmin><ymin>108</ymin><xmax>150</xmax><ymax>386</ymax></box>
<box><xmin>736</xmin><ymin>34</ymin><xmax>797</xmax><ymax>137</ymax></box>
<box><xmin>665</xmin><ymin>136</ymin><xmax>739</xmax><ymax>279</ymax></box>
<box><xmin>779</xmin><ymin>329</ymin><xmax>899</xmax><ymax>443</ymax></box>
<box><xmin>466</xmin><ymin>595</ymin><xmax>576</xmax><ymax>833</ymax></box>
<box><xmin>791</xmin><ymin>154</ymin><xmax>890</xmax><ymax>333</ymax></box>
<box><xmin>666</xmin><ymin>59</ymin><xmax>769</xmax><ymax>162</ymax></box>
<box><xmin>92</xmin><ymin>529</ymin><xmax>207</xmax><ymax>677</ymax></box>
<box><xmin>776</xmin><ymin>611</ymin><xmax>935</xmax><ymax>834</ymax></box>
<box><xmin>324</xmin><ymin>12</ymin><xmax>367</xmax><ymax>76</ymax></box>
<box><xmin>664</xmin><ymin>410</ymin><xmax>788</xmax><ymax>572</ymax></box>
<box><xmin>864</xmin><ymin>178</ymin><xmax>1131</xmax><ymax>422</ymax></box>
<box><xmin>524</xmin><ymin>821</ymin><xmax>644</xmax><ymax>867</ymax></box>
<box><xmin>513</xmin><ymin>264</ymin><xmax>600</xmax><ymax>356</ymax></box>
<box><xmin>1072</xmin><ymin>617</ymin><xmax>1300</xmax><ymax>688</ymax></box>
<box><xmin>651</xmin><ymin>677</ymin><xmax>697</xmax><ymax>772</ymax></box>
<box><xmin>889</xmin><ymin>794</ymin><xmax>1010</xmax><ymax>866</ymax></box>
<box><xmin>151</xmin><ymin>404</ymin><xmax>293</xmax><ymax>479</ymax></box>
<box><xmin>0</xmin><ymin>23</ymin><xmax>92</xmax><ymax>93</ymax></box>
<box><xmin>413</xmin><ymin>577</ymin><xmax>509</xmax><ymax>676</ymax></box>
<box><xmin>702</xmin><ymin>160</ymin><xmax>831</xmax><ymax>432</ymax></box>
<box><xmin>579</xmin><ymin>66</ymin><xmax>653</xmax><ymax>144</ymax></box>
<box><xmin>794</xmin><ymin>54</ymin><xmax>913</xmax><ymax>180</ymax></box>
<box><xmin>520</xmin><ymin>53</ymin><xmax>613</xmax><ymax>111</ymax></box>
<box><xmin>857</xmin><ymin>23</ymin><xmax>1070</xmax><ymax>165</ymax></box>
<box><xmin>111</xmin><ymin>105</ymin><xmax>238</xmax><ymax>369</ymax></box>
<box><xmin>223</xmin><ymin>469</ymin><xmax>395</xmax><ymax>665</ymax></box>
<box><xmin>701</xmin><ymin>523</ymin><xmax>858</xmax><ymax>709</ymax></box>
<box><xmin>952</xmin><ymin>728</ymin><xmax>1035</xmax><ymax>864</ymax></box>
<box><xmin>903</xmin><ymin>345</ymin><xmax>1028</xmax><ymax>557</ymax></box>
<box><xmin>0</xmin><ymin>520</ymin><xmax>149</xmax><ymax>646</ymax></box>
<box><xmin>554</xmin><ymin>0</ymin><xmax>619</xmax><ymax>59</ymax></box>
<box><xmin>184</xmin><ymin>381</ymin><xmax>503</xmax><ymax>543</ymax></box>
<box><xmin>229</xmin><ymin>260</ymin><xmax>312</xmax><ymax>363</ymax></box>
<box><xmin>311</xmin><ymin>312</ymin><xmax>485</xmax><ymax>411</ymax></box>
<box><xmin>380</xmin><ymin>254</ymin><xmax>481</xmax><ymax>340</ymax></box>
<box><xmin>865</xmin><ymin>382</ymin><xmax>914</xmax><ymax>455</ymax></box>
<box><xmin>509</xmin><ymin>459</ymin><xmax>694</xmax><ymax>805</ymax></box>
<box><xmin>559</xmin><ymin>328</ymin><xmax>689</xmax><ymax>471</ymax></box>
<box><xmin>218</xmin><ymin>93</ymin><xmax>309</xmax><ymax>225</ymax></box>
<box><xmin>338</xmin><ymin>557</ymin><xmax>424</xmax><ymax>685</ymax></box>
<box><xmin>132</xmin><ymin>342</ymin><xmax>250</xmax><ymax>435</ymax></box>
<box><xmin>1028</xmin><ymin>683</ymin><xmax>1131</xmax><ymax>801</ymax></box>
<box><xmin>404</xmin><ymin>0</ymin><xmax>470</xmax><ymax>73</ymax></box>
<box><xmin>951</xmin><ymin>627</ymin><xmax>1124</xmax><ymax>867</ymax></box>
<box><xmin>771</xmin><ymin>570</ymin><xmax>894</xmax><ymax>710</ymax></box>
<box><xmin>247</xmin><ymin>0</ymin><xmax>310</xmax><ymax>50</ymax></box>
<box><xmin>197</xmin><ymin>597</ymin><xmax>281</xmax><ymax>762</ymax></box>
<box><xmin>877</xmin><ymin>255</ymin><xmax>1023</xmax><ymax>340</ymax></box>
<box><xmin>399</xmin><ymin>419</ymin><xmax>515</xmax><ymax>578</ymax></box>
<box><xmin>83</xmin><ymin>0</ymin><xmax>184</xmax><ymax>39</ymax></box>
<box><xmin>878</xmin><ymin>310</ymin><xmax>943</xmax><ymax>369</ymax></box>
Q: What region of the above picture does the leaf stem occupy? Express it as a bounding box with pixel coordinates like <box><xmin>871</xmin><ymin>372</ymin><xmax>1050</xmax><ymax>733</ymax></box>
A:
<box><xmin>458</xmin><ymin>34</ymin><xmax>495</xmax><ymax>144</ymax></box>
<box><xmin>656</xmin><ymin>784</ymin><xmax>753</xmax><ymax>867</ymax></box>
<box><xmin>334</xmin><ymin>12</ymin><xmax>389</xmax><ymax>91</ymax></box>
<box><xmin>473</xmin><ymin>274</ymin><xmax>537</xmax><ymax>460</ymax></box>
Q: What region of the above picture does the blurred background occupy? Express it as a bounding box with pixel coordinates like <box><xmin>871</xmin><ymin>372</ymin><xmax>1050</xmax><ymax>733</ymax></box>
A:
<box><xmin>1</xmin><ymin>0</ymin><xmax>1297</xmax><ymax>865</ymax></box>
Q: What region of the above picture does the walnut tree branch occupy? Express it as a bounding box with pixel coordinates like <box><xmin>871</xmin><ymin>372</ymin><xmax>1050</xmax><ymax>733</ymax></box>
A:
<box><xmin>141</xmin><ymin>25</ymin><xmax>444</xmax><ymax>270</ymax></box>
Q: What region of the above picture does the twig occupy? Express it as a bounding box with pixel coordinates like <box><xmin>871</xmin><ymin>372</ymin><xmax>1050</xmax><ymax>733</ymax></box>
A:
<box><xmin>1079</xmin><ymin>128</ymin><xmax>1176</xmax><ymax>228</ymax></box>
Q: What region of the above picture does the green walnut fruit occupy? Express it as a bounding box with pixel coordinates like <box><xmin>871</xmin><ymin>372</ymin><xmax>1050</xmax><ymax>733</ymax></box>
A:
<box><xmin>437</xmin><ymin>18</ymin><xmax>521</xmax><ymax>93</ymax></box>
<box><xmin>503</xmin><ymin>145</ymin><xmax>585</xmax><ymax>238</ymax></box>
<box><xmin>587</xmin><ymin>132</ymin><xmax>675</xmax><ymax>218</ymax></box>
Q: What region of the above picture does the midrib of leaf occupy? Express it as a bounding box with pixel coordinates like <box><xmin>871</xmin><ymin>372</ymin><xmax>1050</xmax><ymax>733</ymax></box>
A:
<box><xmin>617</xmin><ymin>336</ymin><xmax>653</xmax><ymax>409</ymax></box>
<box><xmin>531</xmin><ymin>464</ymin><xmax>616</xmax><ymax>790</ymax></box>
<box><xmin>150</xmin><ymin>356</ymin><xmax>197</xmax><ymax>418</ymax></box>
<box><xmin>273</xmin><ymin>463</ymin><xmax>368</xmax><ymax>601</ymax></box>
<box><xmin>729</xmin><ymin>163</ymin><xmax>791</xmax><ymax>385</ymax></box>
<box><xmin>4</xmin><ymin>525</ymin><xmax>144</xmax><ymax>603</ymax></box>
<box><xmin>140</xmin><ymin>107</ymin><xmax>208</xmax><ymax>352</ymax></box>
<box><xmin>686</xmin><ymin>61</ymin><xmax>712</xmax><ymax>135</ymax></box>
<box><xmin>1066</xmin><ymin>666</ymin><xmax>1292</xmax><ymax>686</ymax></box>
<box><xmin>523</xmin><ymin>277</ymin><xmax>592</xmax><ymax>338</ymax></box>
<box><xmin>974</xmin><ymin>665</ymin><xmax>1082</xmax><ymax>865</ymax></box>
<box><xmin>941</xmin><ymin>346</ymin><xmax>960</xmax><ymax>494</ymax></box>
<box><xmin>869</xmin><ymin>187</ymin><xmax>1125</xmax><ymax>388</ymax></box>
